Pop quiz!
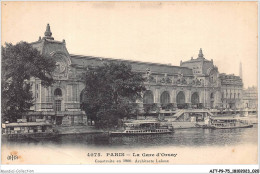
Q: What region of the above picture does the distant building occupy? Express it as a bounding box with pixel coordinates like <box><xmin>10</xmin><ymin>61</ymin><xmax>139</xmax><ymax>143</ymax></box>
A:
<box><xmin>25</xmin><ymin>24</ymin><xmax>244</xmax><ymax>125</ymax></box>
<box><xmin>242</xmin><ymin>86</ymin><xmax>258</xmax><ymax>109</ymax></box>
<box><xmin>219</xmin><ymin>74</ymin><xmax>243</xmax><ymax>109</ymax></box>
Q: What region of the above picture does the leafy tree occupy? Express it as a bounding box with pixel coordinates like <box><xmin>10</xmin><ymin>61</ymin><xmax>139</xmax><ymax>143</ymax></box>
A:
<box><xmin>2</xmin><ymin>42</ymin><xmax>56</xmax><ymax>122</ymax></box>
<box><xmin>81</xmin><ymin>62</ymin><xmax>146</xmax><ymax>129</ymax></box>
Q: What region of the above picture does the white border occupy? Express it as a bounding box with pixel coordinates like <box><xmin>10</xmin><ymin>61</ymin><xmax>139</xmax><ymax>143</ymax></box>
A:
<box><xmin>0</xmin><ymin>0</ymin><xmax>259</xmax><ymax>173</ymax></box>
<box><xmin>1</xmin><ymin>165</ymin><xmax>260</xmax><ymax>174</ymax></box>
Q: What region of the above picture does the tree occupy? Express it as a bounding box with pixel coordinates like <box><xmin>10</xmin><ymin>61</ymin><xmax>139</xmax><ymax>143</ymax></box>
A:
<box><xmin>2</xmin><ymin>42</ymin><xmax>56</xmax><ymax>122</ymax></box>
<box><xmin>81</xmin><ymin>62</ymin><xmax>146</xmax><ymax>129</ymax></box>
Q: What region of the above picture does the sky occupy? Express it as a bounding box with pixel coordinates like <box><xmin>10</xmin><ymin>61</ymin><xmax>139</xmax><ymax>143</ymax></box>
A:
<box><xmin>2</xmin><ymin>1</ymin><xmax>258</xmax><ymax>88</ymax></box>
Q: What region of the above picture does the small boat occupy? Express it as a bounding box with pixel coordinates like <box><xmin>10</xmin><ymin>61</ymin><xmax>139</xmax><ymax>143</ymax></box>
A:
<box><xmin>208</xmin><ymin>117</ymin><xmax>253</xmax><ymax>129</ymax></box>
<box><xmin>109</xmin><ymin>120</ymin><xmax>174</xmax><ymax>136</ymax></box>
<box><xmin>2</xmin><ymin>121</ymin><xmax>57</xmax><ymax>140</ymax></box>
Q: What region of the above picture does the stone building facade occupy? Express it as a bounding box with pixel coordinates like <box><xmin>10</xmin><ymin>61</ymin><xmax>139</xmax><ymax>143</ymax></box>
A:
<box><xmin>242</xmin><ymin>86</ymin><xmax>258</xmax><ymax>109</ymax></box>
<box><xmin>26</xmin><ymin>24</ymin><xmax>244</xmax><ymax>125</ymax></box>
<box><xmin>219</xmin><ymin>74</ymin><xmax>244</xmax><ymax>110</ymax></box>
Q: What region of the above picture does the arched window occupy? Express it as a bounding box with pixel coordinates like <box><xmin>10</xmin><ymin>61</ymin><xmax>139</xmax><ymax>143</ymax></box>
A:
<box><xmin>54</xmin><ymin>88</ymin><xmax>62</xmax><ymax>96</ymax></box>
<box><xmin>160</xmin><ymin>91</ymin><xmax>170</xmax><ymax>104</ymax></box>
<box><xmin>191</xmin><ymin>92</ymin><xmax>199</xmax><ymax>105</ymax></box>
<box><xmin>176</xmin><ymin>91</ymin><xmax>185</xmax><ymax>105</ymax></box>
<box><xmin>176</xmin><ymin>91</ymin><xmax>185</xmax><ymax>109</ymax></box>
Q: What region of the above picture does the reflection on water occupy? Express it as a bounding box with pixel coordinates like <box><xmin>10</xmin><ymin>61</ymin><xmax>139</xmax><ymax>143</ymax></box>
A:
<box><xmin>2</xmin><ymin>125</ymin><xmax>258</xmax><ymax>148</ymax></box>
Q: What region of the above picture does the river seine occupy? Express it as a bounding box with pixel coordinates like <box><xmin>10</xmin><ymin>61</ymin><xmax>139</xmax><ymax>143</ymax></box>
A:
<box><xmin>2</xmin><ymin>125</ymin><xmax>258</xmax><ymax>148</ymax></box>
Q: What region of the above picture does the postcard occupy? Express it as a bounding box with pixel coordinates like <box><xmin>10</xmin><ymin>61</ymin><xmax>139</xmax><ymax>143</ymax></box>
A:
<box><xmin>1</xmin><ymin>1</ymin><xmax>258</xmax><ymax>173</ymax></box>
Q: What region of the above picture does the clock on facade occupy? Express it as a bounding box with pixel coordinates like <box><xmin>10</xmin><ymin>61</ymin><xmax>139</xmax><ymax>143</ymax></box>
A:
<box><xmin>53</xmin><ymin>53</ymin><xmax>68</xmax><ymax>74</ymax></box>
<box><xmin>55</xmin><ymin>61</ymin><xmax>66</xmax><ymax>73</ymax></box>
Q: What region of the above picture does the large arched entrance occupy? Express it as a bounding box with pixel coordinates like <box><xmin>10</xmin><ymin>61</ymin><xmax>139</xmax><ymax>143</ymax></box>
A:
<box><xmin>176</xmin><ymin>91</ymin><xmax>185</xmax><ymax>109</ymax></box>
<box><xmin>160</xmin><ymin>91</ymin><xmax>171</xmax><ymax>110</ymax></box>
<box><xmin>191</xmin><ymin>92</ymin><xmax>199</xmax><ymax>108</ymax></box>
<box><xmin>143</xmin><ymin>90</ymin><xmax>154</xmax><ymax>104</ymax></box>
<box><xmin>160</xmin><ymin>91</ymin><xmax>170</xmax><ymax>104</ymax></box>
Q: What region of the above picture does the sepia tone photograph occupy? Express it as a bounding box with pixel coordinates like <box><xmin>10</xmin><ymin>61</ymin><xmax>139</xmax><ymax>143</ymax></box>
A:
<box><xmin>1</xmin><ymin>1</ymin><xmax>258</xmax><ymax>170</ymax></box>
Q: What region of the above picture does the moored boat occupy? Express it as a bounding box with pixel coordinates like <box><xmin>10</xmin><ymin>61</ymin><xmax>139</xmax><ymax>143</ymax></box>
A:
<box><xmin>109</xmin><ymin>120</ymin><xmax>174</xmax><ymax>136</ymax></box>
<box><xmin>2</xmin><ymin>121</ymin><xmax>57</xmax><ymax>140</ymax></box>
<box><xmin>208</xmin><ymin>117</ymin><xmax>253</xmax><ymax>129</ymax></box>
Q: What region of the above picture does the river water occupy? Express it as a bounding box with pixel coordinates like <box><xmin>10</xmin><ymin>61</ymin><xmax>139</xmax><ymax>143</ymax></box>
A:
<box><xmin>2</xmin><ymin>125</ymin><xmax>258</xmax><ymax>148</ymax></box>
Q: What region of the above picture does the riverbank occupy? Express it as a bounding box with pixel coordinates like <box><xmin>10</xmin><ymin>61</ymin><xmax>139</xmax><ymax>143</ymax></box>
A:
<box><xmin>54</xmin><ymin>125</ymin><xmax>104</xmax><ymax>135</ymax></box>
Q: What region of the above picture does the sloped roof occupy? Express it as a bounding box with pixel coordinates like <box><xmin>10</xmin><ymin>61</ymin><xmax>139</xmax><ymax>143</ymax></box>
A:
<box><xmin>70</xmin><ymin>54</ymin><xmax>193</xmax><ymax>76</ymax></box>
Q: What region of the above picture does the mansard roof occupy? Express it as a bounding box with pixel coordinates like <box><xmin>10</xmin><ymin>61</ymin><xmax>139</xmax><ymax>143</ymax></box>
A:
<box><xmin>70</xmin><ymin>54</ymin><xmax>193</xmax><ymax>76</ymax></box>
